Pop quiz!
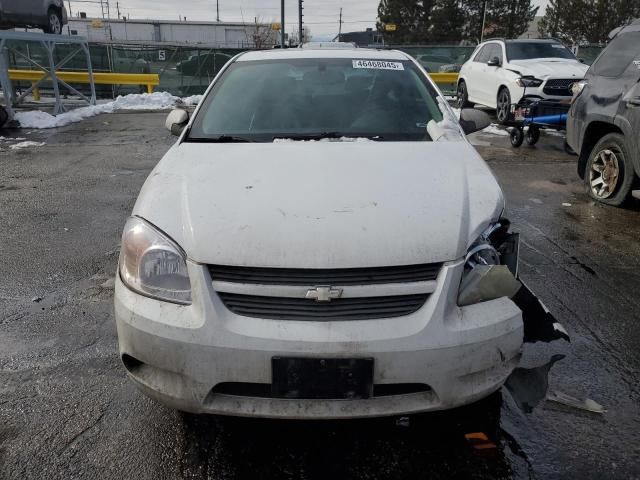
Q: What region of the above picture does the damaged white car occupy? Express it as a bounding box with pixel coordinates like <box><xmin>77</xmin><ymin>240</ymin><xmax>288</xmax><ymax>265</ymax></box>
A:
<box><xmin>114</xmin><ymin>48</ymin><xmax>567</xmax><ymax>419</ymax></box>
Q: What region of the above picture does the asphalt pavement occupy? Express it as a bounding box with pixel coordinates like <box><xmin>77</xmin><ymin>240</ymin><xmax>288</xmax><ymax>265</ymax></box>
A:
<box><xmin>0</xmin><ymin>113</ymin><xmax>638</xmax><ymax>479</ymax></box>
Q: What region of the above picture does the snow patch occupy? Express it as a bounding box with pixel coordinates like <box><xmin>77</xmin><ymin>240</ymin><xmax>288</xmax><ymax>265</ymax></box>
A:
<box><xmin>9</xmin><ymin>141</ymin><xmax>46</xmax><ymax>149</ymax></box>
<box><xmin>15</xmin><ymin>92</ymin><xmax>193</xmax><ymax>129</ymax></box>
<box><xmin>181</xmin><ymin>95</ymin><xmax>203</xmax><ymax>106</ymax></box>
<box><xmin>481</xmin><ymin>124</ymin><xmax>510</xmax><ymax>136</ymax></box>
<box><xmin>0</xmin><ymin>136</ymin><xmax>26</xmax><ymax>142</ymax></box>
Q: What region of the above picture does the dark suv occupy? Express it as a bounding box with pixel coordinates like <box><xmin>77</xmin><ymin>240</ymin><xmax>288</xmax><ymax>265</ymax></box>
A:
<box><xmin>567</xmin><ymin>20</ymin><xmax>640</xmax><ymax>206</ymax></box>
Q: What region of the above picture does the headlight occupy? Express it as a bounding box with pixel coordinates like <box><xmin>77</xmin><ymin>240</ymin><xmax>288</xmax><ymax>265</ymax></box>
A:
<box><xmin>571</xmin><ymin>80</ymin><xmax>587</xmax><ymax>98</ymax></box>
<box><xmin>118</xmin><ymin>216</ymin><xmax>191</xmax><ymax>304</ymax></box>
<box><xmin>516</xmin><ymin>77</ymin><xmax>543</xmax><ymax>88</ymax></box>
<box><xmin>458</xmin><ymin>220</ymin><xmax>521</xmax><ymax>306</ymax></box>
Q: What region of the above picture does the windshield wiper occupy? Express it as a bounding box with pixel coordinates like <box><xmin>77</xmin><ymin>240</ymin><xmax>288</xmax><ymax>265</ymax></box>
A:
<box><xmin>186</xmin><ymin>135</ymin><xmax>253</xmax><ymax>143</ymax></box>
<box><xmin>273</xmin><ymin>132</ymin><xmax>383</xmax><ymax>141</ymax></box>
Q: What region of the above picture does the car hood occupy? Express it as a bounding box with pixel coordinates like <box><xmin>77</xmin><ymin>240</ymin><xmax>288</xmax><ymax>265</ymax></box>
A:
<box><xmin>508</xmin><ymin>59</ymin><xmax>589</xmax><ymax>79</ymax></box>
<box><xmin>133</xmin><ymin>141</ymin><xmax>504</xmax><ymax>268</ymax></box>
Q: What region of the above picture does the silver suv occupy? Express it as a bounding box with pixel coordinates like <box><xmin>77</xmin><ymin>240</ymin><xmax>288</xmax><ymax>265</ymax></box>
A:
<box><xmin>0</xmin><ymin>0</ymin><xmax>68</xmax><ymax>35</ymax></box>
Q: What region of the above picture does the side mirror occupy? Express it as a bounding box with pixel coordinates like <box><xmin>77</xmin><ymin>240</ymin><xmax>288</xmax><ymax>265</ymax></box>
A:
<box><xmin>165</xmin><ymin>109</ymin><xmax>189</xmax><ymax>136</ymax></box>
<box><xmin>487</xmin><ymin>57</ymin><xmax>501</xmax><ymax>67</ymax></box>
<box><xmin>459</xmin><ymin>108</ymin><xmax>491</xmax><ymax>135</ymax></box>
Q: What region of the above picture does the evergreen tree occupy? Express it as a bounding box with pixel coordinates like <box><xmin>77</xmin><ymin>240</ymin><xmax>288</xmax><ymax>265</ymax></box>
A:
<box><xmin>539</xmin><ymin>0</ymin><xmax>640</xmax><ymax>44</ymax></box>
<box><xmin>377</xmin><ymin>0</ymin><xmax>434</xmax><ymax>44</ymax></box>
<box><xmin>488</xmin><ymin>0</ymin><xmax>539</xmax><ymax>38</ymax></box>
<box><xmin>458</xmin><ymin>0</ymin><xmax>537</xmax><ymax>43</ymax></box>
<box><xmin>430</xmin><ymin>0</ymin><xmax>464</xmax><ymax>43</ymax></box>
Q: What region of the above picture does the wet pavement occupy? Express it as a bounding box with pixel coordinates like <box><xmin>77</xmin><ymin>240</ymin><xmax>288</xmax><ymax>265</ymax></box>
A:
<box><xmin>1</xmin><ymin>113</ymin><xmax>639</xmax><ymax>479</ymax></box>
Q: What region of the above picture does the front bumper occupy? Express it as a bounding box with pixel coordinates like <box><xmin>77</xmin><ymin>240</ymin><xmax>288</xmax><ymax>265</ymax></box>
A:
<box><xmin>114</xmin><ymin>260</ymin><xmax>524</xmax><ymax>419</ymax></box>
<box><xmin>509</xmin><ymin>83</ymin><xmax>574</xmax><ymax>105</ymax></box>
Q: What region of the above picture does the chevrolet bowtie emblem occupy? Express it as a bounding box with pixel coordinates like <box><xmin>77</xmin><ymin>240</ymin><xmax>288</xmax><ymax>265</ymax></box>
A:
<box><xmin>305</xmin><ymin>286</ymin><xmax>343</xmax><ymax>302</ymax></box>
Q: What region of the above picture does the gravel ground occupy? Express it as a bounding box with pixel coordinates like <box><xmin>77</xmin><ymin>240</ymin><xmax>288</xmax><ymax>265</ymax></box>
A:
<box><xmin>1</xmin><ymin>113</ymin><xmax>638</xmax><ymax>479</ymax></box>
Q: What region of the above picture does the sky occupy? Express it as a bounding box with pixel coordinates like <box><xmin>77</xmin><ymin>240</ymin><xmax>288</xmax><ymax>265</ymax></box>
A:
<box><xmin>69</xmin><ymin>0</ymin><xmax>550</xmax><ymax>39</ymax></box>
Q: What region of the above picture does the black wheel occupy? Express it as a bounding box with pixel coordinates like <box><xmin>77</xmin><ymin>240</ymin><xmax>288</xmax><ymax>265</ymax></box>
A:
<box><xmin>496</xmin><ymin>87</ymin><xmax>511</xmax><ymax>125</ymax></box>
<box><xmin>456</xmin><ymin>81</ymin><xmax>474</xmax><ymax>109</ymax></box>
<box><xmin>584</xmin><ymin>133</ymin><xmax>635</xmax><ymax>206</ymax></box>
<box><xmin>525</xmin><ymin>126</ymin><xmax>540</xmax><ymax>145</ymax></box>
<box><xmin>510</xmin><ymin>127</ymin><xmax>524</xmax><ymax>148</ymax></box>
<box><xmin>43</xmin><ymin>8</ymin><xmax>62</xmax><ymax>34</ymax></box>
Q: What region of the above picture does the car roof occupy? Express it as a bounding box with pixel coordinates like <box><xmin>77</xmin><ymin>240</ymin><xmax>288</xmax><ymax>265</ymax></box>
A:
<box><xmin>482</xmin><ymin>38</ymin><xmax>561</xmax><ymax>44</ymax></box>
<box><xmin>609</xmin><ymin>18</ymin><xmax>640</xmax><ymax>38</ymax></box>
<box><xmin>237</xmin><ymin>48</ymin><xmax>410</xmax><ymax>62</ymax></box>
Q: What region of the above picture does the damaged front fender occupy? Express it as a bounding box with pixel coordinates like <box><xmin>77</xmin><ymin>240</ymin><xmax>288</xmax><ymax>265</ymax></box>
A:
<box><xmin>513</xmin><ymin>281</ymin><xmax>570</xmax><ymax>344</ymax></box>
<box><xmin>459</xmin><ymin>219</ymin><xmax>570</xmax><ymax>344</ymax></box>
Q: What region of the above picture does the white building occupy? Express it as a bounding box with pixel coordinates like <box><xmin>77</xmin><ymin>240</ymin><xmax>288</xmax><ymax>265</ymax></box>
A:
<box><xmin>65</xmin><ymin>17</ymin><xmax>277</xmax><ymax>47</ymax></box>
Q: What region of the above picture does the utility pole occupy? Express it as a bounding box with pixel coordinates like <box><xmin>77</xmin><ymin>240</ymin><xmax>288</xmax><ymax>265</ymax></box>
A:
<box><xmin>216</xmin><ymin>0</ymin><xmax>220</xmax><ymax>22</ymax></box>
<box><xmin>281</xmin><ymin>0</ymin><xmax>285</xmax><ymax>47</ymax></box>
<box><xmin>480</xmin><ymin>0</ymin><xmax>488</xmax><ymax>43</ymax></box>
<box><xmin>298</xmin><ymin>0</ymin><xmax>303</xmax><ymax>45</ymax></box>
<box><xmin>116</xmin><ymin>1</ymin><xmax>120</xmax><ymax>19</ymax></box>
<box><xmin>338</xmin><ymin>8</ymin><xmax>343</xmax><ymax>41</ymax></box>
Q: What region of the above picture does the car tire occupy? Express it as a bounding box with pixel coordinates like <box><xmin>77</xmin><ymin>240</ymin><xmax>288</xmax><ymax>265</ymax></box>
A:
<box><xmin>496</xmin><ymin>87</ymin><xmax>511</xmax><ymax>125</ymax></box>
<box><xmin>43</xmin><ymin>8</ymin><xmax>62</xmax><ymax>35</ymax></box>
<box><xmin>456</xmin><ymin>81</ymin><xmax>474</xmax><ymax>109</ymax></box>
<box><xmin>584</xmin><ymin>133</ymin><xmax>635</xmax><ymax>206</ymax></box>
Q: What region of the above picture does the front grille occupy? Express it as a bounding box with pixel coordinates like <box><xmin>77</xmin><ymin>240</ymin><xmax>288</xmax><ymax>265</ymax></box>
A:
<box><xmin>207</xmin><ymin>382</ymin><xmax>432</xmax><ymax>399</ymax></box>
<box><xmin>218</xmin><ymin>292</ymin><xmax>429</xmax><ymax>321</ymax></box>
<box><xmin>542</xmin><ymin>78</ymin><xmax>577</xmax><ymax>97</ymax></box>
<box><xmin>209</xmin><ymin>263</ymin><xmax>442</xmax><ymax>286</ymax></box>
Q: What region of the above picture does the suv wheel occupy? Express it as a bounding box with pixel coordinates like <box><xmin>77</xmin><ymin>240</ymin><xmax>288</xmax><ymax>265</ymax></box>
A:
<box><xmin>496</xmin><ymin>88</ymin><xmax>511</xmax><ymax>125</ymax></box>
<box><xmin>43</xmin><ymin>8</ymin><xmax>62</xmax><ymax>34</ymax></box>
<box><xmin>585</xmin><ymin>133</ymin><xmax>635</xmax><ymax>206</ymax></box>
<box><xmin>456</xmin><ymin>81</ymin><xmax>474</xmax><ymax>109</ymax></box>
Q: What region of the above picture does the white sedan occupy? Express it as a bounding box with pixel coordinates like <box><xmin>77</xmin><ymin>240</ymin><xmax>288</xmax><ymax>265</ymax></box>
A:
<box><xmin>114</xmin><ymin>47</ymin><xmax>567</xmax><ymax>419</ymax></box>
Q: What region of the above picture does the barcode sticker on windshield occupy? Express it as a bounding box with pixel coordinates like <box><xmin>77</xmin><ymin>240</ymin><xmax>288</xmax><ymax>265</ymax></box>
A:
<box><xmin>352</xmin><ymin>60</ymin><xmax>404</xmax><ymax>71</ymax></box>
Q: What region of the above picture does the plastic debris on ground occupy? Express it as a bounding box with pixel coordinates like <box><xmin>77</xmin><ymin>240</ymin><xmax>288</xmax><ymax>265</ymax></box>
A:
<box><xmin>546</xmin><ymin>391</ymin><xmax>607</xmax><ymax>414</ymax></box>
<box><xmin>14</xmin><ymin>92</ymin><xmax>202</xmax><ymax>129</ymax></box>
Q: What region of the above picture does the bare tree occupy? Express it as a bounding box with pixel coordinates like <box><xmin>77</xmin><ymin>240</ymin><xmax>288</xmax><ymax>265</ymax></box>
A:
<box><xmin>243</xmin><ymin>17</ymin><xmax>276</xmax><ymax>49</ymax></box>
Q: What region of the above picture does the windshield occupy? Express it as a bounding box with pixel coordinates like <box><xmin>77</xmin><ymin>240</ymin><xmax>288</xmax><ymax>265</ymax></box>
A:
<box><xmin>506</xmin><ymin>42</ymin><xmax>576</xmax><ymax>61</ymax></box>
<box><xmin>187</xmin><ymin>57</ymin><xmax>444</xmax><ymax>142</ymax></box>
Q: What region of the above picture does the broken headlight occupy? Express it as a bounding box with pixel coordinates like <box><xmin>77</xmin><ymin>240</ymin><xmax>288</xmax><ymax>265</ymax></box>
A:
<box><xmin>458</xmin><ymin>220</ymin><xmax>521</xmax><ymax>307</ymax></box>
<box><xmin>118</xmin><ymin>216</ymin><xmax>192</xmax><ymax>305</ymax></box>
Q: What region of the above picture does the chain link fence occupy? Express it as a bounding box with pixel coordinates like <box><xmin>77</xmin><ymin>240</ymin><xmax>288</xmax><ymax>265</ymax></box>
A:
<box><xmin>4</xmin><ymin>40</ymin><xmax>603</xmax><ymax>99</ymax></box>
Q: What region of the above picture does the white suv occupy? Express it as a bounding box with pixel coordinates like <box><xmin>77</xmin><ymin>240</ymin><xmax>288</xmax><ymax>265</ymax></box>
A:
<box><xmin>457</xmin><ymin>39</ymin><xmax>589</xmax><ymax>124</ymax></box>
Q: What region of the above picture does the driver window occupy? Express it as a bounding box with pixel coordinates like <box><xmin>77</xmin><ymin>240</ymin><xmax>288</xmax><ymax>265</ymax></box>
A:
<box><xmin>474</xmin><ymin>46</ymin><xmax>490</xmax><ymax>63</ymax></box>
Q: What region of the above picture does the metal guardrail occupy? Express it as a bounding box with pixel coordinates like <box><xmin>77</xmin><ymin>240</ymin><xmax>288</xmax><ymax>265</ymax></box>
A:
<box><xmin>9</xmin><ymin>70</ymin><xmax>160</xmax><ymax>95</ymax></box>
<box><xmin>428</xmin><ymin>73</ymin><xmax>459</xmax><ymax>84</ymax></box>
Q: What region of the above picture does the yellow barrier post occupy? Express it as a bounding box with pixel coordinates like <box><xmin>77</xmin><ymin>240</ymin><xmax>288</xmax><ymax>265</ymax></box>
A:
<box><xmin>31</xmin><ymin>82</ymin><xmax>40</xmax><ymax>101</ymax></box>
<box><xmin>9</xmin><ymin>70</ymin><xmax>160</xmax><ymax>93</ymax></box>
